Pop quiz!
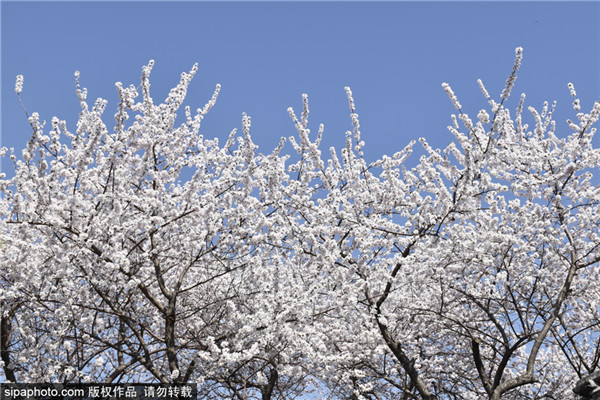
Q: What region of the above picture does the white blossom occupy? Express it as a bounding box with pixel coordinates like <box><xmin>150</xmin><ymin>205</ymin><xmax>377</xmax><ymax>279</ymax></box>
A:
<box><xmin>14</xmin><ymin>75</ymin><xmax>23</xmax><ymax>94</ymax></box>
<box><xmin>442</xmin><ymin>82</ymin><xmax>462</xmax><ymax>110</ymax></box>
<box><xmin>500</xmin><ymin>46</ymin><xmax>523</xmax><ymax>100</ymax></box>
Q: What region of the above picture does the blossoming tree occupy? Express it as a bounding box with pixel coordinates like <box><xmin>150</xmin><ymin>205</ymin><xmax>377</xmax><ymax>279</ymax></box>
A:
<box><xmin>2</xmin><ymin>48</ymin><xmax>599</xmax><ymax>400</ymax></box>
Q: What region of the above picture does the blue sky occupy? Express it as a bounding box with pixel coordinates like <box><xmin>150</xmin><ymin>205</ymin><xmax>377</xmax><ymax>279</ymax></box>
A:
<box><xmin>1</xmin><ymin>1</ymin><xmax>599</xmax><ymax>174</ymax></box>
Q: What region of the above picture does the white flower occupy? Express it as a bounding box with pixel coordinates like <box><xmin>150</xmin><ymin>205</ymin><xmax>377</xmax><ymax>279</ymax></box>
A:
<box><xmin>442</xmin><ymin>82</ymin><xmax>462</xmax><ymax>110</ymax></box>
<box><xmin>15</xmin><ymin>75</ymin><xmax>23</xmax><ymax>94</ymax></box>
<box><xmin>477</xmin><ymin>78</ymin><xmax>490</xmax><ymax>100</ymax></box>
<box><xmin>94</xmin><ymin>356</ymin><xmax>105</xmax><ymax>368</ymax></box>
<box><xmin>568</xmin><ymin>82</ymin><xmax>577</xmax><ymax>97</ymax></box>
<box><xmin>500</xmin><ymin>46</ymin><xmax>523</xmax><ymax>100</ymax></box>
<box><xmin>477</xmin><ymin>109</ymin><xmax>490</xmax><ymax>124</ymax></box>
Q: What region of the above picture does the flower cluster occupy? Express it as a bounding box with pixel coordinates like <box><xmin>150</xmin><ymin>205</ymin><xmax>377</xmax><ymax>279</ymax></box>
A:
<box><xmin>14</xmin><ymin>75</ymin><xmax>23</xmax><ymax>95</ymax></box>
<box><xmin>500</xmin><ymin>46</ymin><xmax>523</xmax><ymax>100</ymax></box>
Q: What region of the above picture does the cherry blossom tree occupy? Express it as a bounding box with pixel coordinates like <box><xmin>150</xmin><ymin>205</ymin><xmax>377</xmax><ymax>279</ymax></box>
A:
<box><xmin>1</xmin><ymin>62</ymin><xmax>316</xmax><ymax>399</ymax></box>
<box><xmin>2</xmin><ymin>48</ymin><xmax>599</xmax><ymax>400</ymax></box>
<box><xmin>274</xmin><ymin>48</ymin><xmax>600</xmax><ymax>400</ymax></box>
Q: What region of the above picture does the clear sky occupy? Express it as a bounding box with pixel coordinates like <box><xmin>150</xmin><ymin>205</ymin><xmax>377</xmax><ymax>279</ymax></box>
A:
<box><xmin>1</xmin><ymin>1</ymin><xmax>599</xmax><ymax>174</ymax></box>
